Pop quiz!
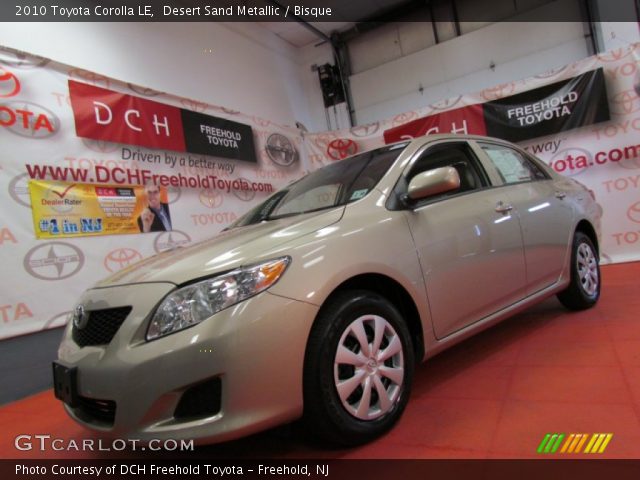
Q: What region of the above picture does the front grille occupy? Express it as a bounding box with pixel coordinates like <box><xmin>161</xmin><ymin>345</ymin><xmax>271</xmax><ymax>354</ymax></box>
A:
<box><xmin>74</xmin><ymin>395</ymin><xmax>117</xmax><ymax>426</ymax></box>
<box><xmin>72</xmin><ymin>307</ymin><xmax>132</xmax><ymax>347</ymax></box>
<box><xmin>174</xmin><ymin>378</ymin><xmax>222</xmax><ymax>420</ymax></box>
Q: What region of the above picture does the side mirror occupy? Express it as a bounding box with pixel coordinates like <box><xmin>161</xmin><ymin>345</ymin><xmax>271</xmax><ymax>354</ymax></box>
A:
<box><xmin>406</xmin><ymin>166</ymin><xmax>461</xmax><ymax>202</ymax></box>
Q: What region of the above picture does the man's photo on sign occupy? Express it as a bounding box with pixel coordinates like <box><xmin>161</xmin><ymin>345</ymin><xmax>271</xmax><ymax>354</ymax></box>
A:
<box><xmin>137</xmin><ymin>183</ymin><xmax>172</xmax><ymax>233</ymax></box>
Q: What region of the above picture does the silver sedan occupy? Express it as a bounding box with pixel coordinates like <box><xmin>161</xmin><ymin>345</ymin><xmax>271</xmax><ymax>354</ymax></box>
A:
<box><xmin>54</xmin><ymin>134</ymin><xmax>602</xmax><ymax>446</ymax></box>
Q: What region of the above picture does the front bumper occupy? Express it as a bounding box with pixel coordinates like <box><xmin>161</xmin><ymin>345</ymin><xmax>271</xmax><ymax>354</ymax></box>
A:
<box><xmin>57</xmin><ymin>283</ymin><xmax>318</xmax><ymax>444</ymax></box>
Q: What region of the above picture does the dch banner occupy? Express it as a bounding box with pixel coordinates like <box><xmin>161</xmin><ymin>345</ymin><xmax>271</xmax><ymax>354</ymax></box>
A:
<box><xmin>383</xmin><ymin>68</ymin><xmax>610</xmax><ymax>143</ymax></box>
<box><xmin>304</xmin><ymin>43</ymin><xmax>640</xmax><ymax>267</ymax></box>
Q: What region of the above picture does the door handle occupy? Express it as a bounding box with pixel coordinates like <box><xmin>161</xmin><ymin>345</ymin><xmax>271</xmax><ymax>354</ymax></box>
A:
<box><xmin>495</xmin><ymin>202</ymin><xmax>513</xmax><ymax>214</ymax></box>
<box><xmin>555</xmin><ymin>191</ymin><xmax>567</xmax><ymax>200</ymax></box>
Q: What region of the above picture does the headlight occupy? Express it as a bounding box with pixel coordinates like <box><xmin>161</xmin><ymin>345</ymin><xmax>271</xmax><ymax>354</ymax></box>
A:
<box><xmin>146</xmin><ymin>256</ymin><xmax>290</xmax><ymax>341</ymax></box>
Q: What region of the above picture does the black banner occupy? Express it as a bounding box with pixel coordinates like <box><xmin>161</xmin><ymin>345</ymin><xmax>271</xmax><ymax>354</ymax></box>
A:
<box><xmin>181</xmin><ymin>110</ymin><xmax>256</xmax><ymax>163</ymax></box>
<box><xmin>483</xmin><ymin>68</ymin><xmax>610</xmax><ymax>142</ymax></box>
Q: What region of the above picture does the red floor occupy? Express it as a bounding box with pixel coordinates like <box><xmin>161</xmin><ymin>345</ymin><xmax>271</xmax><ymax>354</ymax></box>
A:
<box><xmin>1</xmin><ymin>263</ymin><xmax>639</xmax><ymax>459</ymax></box>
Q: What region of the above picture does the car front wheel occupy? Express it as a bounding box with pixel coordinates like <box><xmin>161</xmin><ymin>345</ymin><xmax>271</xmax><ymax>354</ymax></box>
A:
<box><xmin>557</xmin><ymin>231</ymin><xmax>600</xmax><ymax>310</ymax></box>
<box><xmin>303</xmin><ymin>290</ymin><xmax>414</xmax><ymax>446</ymax></box>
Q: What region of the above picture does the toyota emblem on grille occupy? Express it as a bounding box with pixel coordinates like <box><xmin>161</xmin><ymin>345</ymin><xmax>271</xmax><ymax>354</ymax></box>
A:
<box><xmin>73</xmin><ymin>305</ymin><xmax>89</xmax><ymax>330</ymax></box>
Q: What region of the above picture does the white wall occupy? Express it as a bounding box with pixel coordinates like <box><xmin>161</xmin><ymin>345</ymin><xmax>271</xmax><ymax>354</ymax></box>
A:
<box><xmin>349</xmin><ymin>20</ymin><xmax>590</xmax><ymax>125</ymax></box>
<box><xmin>0</xmin><ymin>22</ymin><xmax>311</xmax><ymax>128</ymax></box>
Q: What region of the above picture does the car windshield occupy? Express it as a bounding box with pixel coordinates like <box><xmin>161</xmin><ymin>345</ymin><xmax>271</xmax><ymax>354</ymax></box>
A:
<box><xmin>230</xmin><ymin>142</ymin><xmax>408</xmax><ymax>228</ymax></box>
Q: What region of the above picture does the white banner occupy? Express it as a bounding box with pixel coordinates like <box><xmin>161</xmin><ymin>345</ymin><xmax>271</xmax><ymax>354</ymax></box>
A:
<box><xmin>304</xmin><ymin>43</ymin><xmax>640</xmax><ymax>267</ymax></box>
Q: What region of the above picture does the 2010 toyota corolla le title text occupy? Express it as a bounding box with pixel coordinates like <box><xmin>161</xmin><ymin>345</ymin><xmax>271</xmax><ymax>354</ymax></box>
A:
<box><xmin>54</xmin><ymin>134</ymin><xmax>602</xmax><ymax>446</ymax></box>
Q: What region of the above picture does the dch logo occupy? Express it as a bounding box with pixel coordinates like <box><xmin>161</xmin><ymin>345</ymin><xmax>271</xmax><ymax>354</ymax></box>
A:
<box><xmin>0</xmin><ymin>47</ymin><xmax>49</xmax><ymax>69</ymax></box>
<box><xmin>199</xmin><ymin>189</ymin><xmax>223</xmax><ymax>208</ymax></box>
<box><xmin>0</xmin><ymin>66</ymin><xmax>21</xmax><ymax>98</ymax></box>
<box><xmin>8</xmin><ymin>173</ymin><xmax>31</xmax><ymax>208</ymax></box>
<box><xmin>232</xmin><ymin>177</ymin><xmax>256</xmax><ymax>202</ymax></box>
<box><xmin>127</xmin><ymin>83</ymin><xmax>163</xmax><ymax>97</ymax></box>
<box><xmin>23</xmin><ymin>241</ymin><xmax>85</xmax><ymax>281</ymax></box>
<box><xmin>104</xmin><ymin>248</ymin><xmax>143</xmax><ymax>273</ymax></box>
<box><xmin>154</xmin><ymin>230</ymin><xmax>192</xmax><ymax>253</ymax></box>
<box><xmin>611</xmin><ymin>90</ymin><xmax>640</xmax><ymax>115</ymax></box>
<box><xmin>327</xmin><ymin>139</ymin><xmax>358</xmax><ymax>161</ymax></box>
<box><xmin>265</xmin><ymin>133</ymin><xmax>298</xmax><ymax>167</ymax></box>
<box><xmin>350</xmin><ymin>122</ymin><xmax>380</xmax><ymax>137</ymax></box>
<box><xmin>0</xmin><ymin>101</ymin><xmax>60</xmax><ymax>139</ymax></box>
<box><xmin>627</xmin><ymin>201</ymin><xmax>640</xmax><ymax>224</ymax></box>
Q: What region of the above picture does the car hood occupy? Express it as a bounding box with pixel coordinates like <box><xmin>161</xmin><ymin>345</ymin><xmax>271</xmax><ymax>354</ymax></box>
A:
<box><xmin>94</xmin><ymin>207</ymin><xmax>344</xmax><ymax>288</ymax></box>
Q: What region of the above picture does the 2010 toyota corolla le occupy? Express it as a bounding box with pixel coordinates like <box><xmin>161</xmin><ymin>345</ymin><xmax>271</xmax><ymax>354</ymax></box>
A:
<box><xmin>54</xmin><ymin>134</ymin><xmax>602</xmax><ymax>446</ymax></box>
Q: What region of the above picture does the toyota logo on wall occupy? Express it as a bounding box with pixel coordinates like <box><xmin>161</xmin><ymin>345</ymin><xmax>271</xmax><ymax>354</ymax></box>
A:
<box><xmin>350</xmin><ymin>122</ymin><xmax>380</xmax><ymax>138</ymax></box>
<box><xmin>68</xmin><ymin>69</ymin><xmax>110</xmax><ymax>88</ymax></box>
<box><xmin>23</xmin><ymin>242</ymin><xmax>85</xmax><ymax>281</ymax></box>
<box><xmin>627</xmin><ymin>201</ymin><xmax>640</xmax><ymax>224</ymax></box>
<box><xmin>611</xmin><ymin>90</ymin><xmax>640</xmax><ymax>115</ymax></box>
<box><xmin>1</xmin><ymin>101</ymin><xmax>60</xmax><ymax>139</ymax></box>
<box><xmin>104</xmin><ymin>248</ymin><xmax>144</xmax><ymax>273</ymax></box>
<box><xmin>327</xmin><ymin>139</ymin><xmax>359</xmax><ymax>161</ymax></box>
<box><xmin>199</xmin><ymin>189</ymin><xmax>223</xmax><ymax>208</ymax></box>
<box><xmin>0</xmin><ymin>67</ymin><xmax>21</xmax><ymax>98</ymax></box>
<box><xmin>82</xmin><ymin>138</ymin><xmax>120</xmax><ymax>153</ymax></box>
<box><xmin>154</xmin><ymin>230</ymin><xmax>192</xmax><ymax>253</ymax></box>
<box><xmin>429</xmin><ymin>96</ymin><xmax>463</xmax><ymax>111</ymax></box>
<box><xmin>167</xmin><ymin>186</ymin><xmax>182</xmax><ymax>204</ymax></box>
<box><xmin>232</xmin><ymin>177</ymin><xmax>256</xmax><ymax>202</ymax></box>
<box><xmin>265</xmin><ymin>133</ymin><xmax>298</xmax><ymax>167</ymax></box>
<box><xmin>127</xmin><ymin>83</ymin><xmax>163</xmax><ymax>97</ymax></box>
<box><xmin>0</xmin><ymin>47</ymin><xmax>49</xmax><ymax>69</ymax></box>
<box><xmin>8</xmin><ymin>172</ymin><xmax>31</xmax><ymax>208</ymax></box>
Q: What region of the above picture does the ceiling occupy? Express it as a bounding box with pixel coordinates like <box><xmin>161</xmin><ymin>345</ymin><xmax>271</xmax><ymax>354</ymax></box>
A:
<box><xmin>259</xmin><ymin>0</ymin><xmax>416</xmax><ymax>47</ymax></box>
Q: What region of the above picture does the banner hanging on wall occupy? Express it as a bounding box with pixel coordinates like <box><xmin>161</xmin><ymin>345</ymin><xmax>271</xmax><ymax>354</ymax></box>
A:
<box><xmin>0</xmin><ymin>45</ymin><xmax>306</xmax><ymax>340</ymax></box>
<box><xmin>68</xmin><ymin>80</ymin><xmax>258</xmax><ymax>163</ymax></box>
<box><xmin>305</xmin><ymin>44</ymin><xmax>640</xmax><ymax>269</ymax></box>
<box><xmin>383</xmin><ymin>68</ymin><xmax>610</xmax><ymax>143</ymax></box>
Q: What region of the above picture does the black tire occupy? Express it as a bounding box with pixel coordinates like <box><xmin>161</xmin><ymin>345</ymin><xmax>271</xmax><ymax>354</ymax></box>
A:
<box><xmin>303</xmin><ymin>290</ymin><xmax>414</xmax><ymax>446</ymax></box>
<box><xmin>557</xmin><ymin>231</ymin><xmax>600</xmax><ymax>310</ymax></box>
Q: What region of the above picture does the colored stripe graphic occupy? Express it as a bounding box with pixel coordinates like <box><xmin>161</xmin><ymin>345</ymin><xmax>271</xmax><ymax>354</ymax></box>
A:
<box><xmin>538</xmin><ymin>433</ymin><xmax>613</xmax><ymax>454</ymax></box>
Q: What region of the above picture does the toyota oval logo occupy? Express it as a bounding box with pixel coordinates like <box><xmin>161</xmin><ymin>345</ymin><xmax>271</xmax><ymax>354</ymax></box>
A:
<box><xmin>154</xmin><ymin>230</ymin><xmax>192</xmax><ymax>253</ymax></box>
<box><xmin>0</xmin><ymin>67</ymin><xmax>21</xmax><ymax>98</ymax></box>
<box><xmin>104</xmin><ymin>248</ymin><xmax>144</xmax><ymax>273</ymax></box>
<box><xmin>0</xmin><ymin>101</ymin><xmax>60</xmax><ymax>139</ymax></box>
<box><xmin>72</xmin><ymin>304</ymin><xmax>89</xmax><ymax>330</ymax></box>
<box><xmin>265</xmin><ymin>133</ymin><xmax>298</xmax><ymax>167</ymax></box>
<box><xmin>23</xmin><ymin>241</ymin><xmax>85</xmax><ymax>281</ymax></box>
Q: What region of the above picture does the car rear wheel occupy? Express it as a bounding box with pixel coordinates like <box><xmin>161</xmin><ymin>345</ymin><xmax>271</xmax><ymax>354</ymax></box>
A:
<box><xmin>557</xmin><ymin>231</ymin><xmax>600</xmax><ymax>310</ymax></box>
<box><xmin>303</xmin><ymin>290</ymin><xmax>414</xmax><ymax>446</ymax></box>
